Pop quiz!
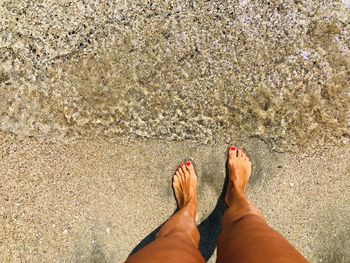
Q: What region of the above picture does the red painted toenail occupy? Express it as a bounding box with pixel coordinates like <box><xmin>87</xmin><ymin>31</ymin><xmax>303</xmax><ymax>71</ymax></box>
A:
<box><xmin>230</xmin><ymin>147</ymin><xmax>236</xmax><ymax>151</ymax></box>
<box><xmin>186</xmin><ymin>161</ymin><xmax>191</xmax><ymax>166</ymax></box>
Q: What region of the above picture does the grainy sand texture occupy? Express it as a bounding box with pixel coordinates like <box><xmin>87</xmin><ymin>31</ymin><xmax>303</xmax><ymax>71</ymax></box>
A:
<box><xmin>0</xmin><ymin>0</ymin><xmax>349</xmax><ymax>263</ymax></box>
<box><xmin>1</xmin><ymin>133</ymin><xmax>349</xmax><ymax>262</ymax></box>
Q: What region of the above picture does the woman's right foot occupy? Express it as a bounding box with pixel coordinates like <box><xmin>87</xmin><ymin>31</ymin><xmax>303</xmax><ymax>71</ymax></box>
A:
<box><xmin>173</xmin><ymin>161</ymin><xmax>198</xmax><ymax>220</ymax></box>
<box><xmin>225</xmin><ymin>146</ymin><xmax>252</xmax><ymax>206</ymax></box>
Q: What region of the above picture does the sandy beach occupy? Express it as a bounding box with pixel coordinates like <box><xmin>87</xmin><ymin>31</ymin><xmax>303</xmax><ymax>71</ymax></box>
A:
<box><xmin>1</xmin><ymin>131</ymin><xmax>349</xmax><ymax>262</ymax></box>
<box><xmin>1</xmin><ymin>1</ymin><xmax>349</xmax><ymax>262</ymax></box>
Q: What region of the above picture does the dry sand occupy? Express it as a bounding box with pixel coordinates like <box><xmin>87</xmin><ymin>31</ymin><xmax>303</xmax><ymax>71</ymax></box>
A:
<box><xmin>0</xmin><ymin>131</ymin><xmax>349</xmax><ymax>263</ymax></box>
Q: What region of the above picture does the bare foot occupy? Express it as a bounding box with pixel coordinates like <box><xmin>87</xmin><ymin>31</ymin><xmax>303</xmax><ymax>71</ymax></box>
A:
<box><xmin>225</xmin><ymin>146</ymin><xmax>252</xmax><ymax>206</ymax></box>
<box><xmin>173</xmin><ymin>161</ymin><xmax>198</xmax><ymax>214</ymax></box>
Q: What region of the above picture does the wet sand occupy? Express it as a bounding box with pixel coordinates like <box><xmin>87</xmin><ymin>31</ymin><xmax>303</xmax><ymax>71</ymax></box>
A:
<box><xmin>1</xmin><ymin>1</ymin><xmax>349</xmax><ymax>151</ymax></box>
<box><xmin>1</xmin><ymin>131</ymin><xmax>349</xmax><ymax>262</ymax></box>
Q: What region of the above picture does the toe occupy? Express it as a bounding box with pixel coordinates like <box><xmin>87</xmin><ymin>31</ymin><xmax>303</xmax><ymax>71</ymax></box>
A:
<box><xmin>238</xmin><ymin>149</ymin><xmax>244</xmax><ymax>158</ymax></box>
<box><xmin>178</xmin><ymin>165</ymin><xmax>185</xmax><ymax>176</ymax></box>
<box><xmin>185</xmin><ymin>161</ymin><xmax>195</xmax><ymax>175</ymax></box>
<box><xmin>241</xmin><ymin>149</ymin><xmax>249</xmax><ymax>159</ymax></box>
<box><xmin>180</xmin><ymin>163</ymin><xmax>188</xmax><ymax>175</ymax></box>
<box><xmin>173</xmin><ymin>176</ymin><xmax>183</xmax><ymax>206</ymax></box>
<box><xmin>176</xmin><ymin>171</ymin><xmax>183</xmax><ymax>183</ymax></box>
<box><xmin>229</xmin><ymin>146</ymin><xmax>237</xmax><ymax>158</ymax></box>
<box><xmin>173</xmin><ymin>174</ymin><xmax>181</xmax><ymax>187</ymax></box>
<box><xmin>173</xmin><ymin>174</ymin><xmax>181</xmax><ymax>189</ymax></box>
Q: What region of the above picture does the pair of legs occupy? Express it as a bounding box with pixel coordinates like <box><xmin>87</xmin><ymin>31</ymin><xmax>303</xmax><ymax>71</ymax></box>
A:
<box><xmin>126</xmin><ymin>147</ymin><xmax>308</xmax><ymax>263</ymax></box>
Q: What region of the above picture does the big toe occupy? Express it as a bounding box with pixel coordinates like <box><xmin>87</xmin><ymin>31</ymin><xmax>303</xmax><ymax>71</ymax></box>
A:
<box><xmin>228</xmin><ymin>146</ymin><xmax>238</xmax><ymax>160</ymax></box>
<box><xmin>185</xmin><ymin>161</ymin><xmax>195</xmax><ymax>175</ymax></box>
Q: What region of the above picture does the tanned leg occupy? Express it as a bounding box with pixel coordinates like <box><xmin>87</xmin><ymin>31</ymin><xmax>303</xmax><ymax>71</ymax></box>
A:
<box><xmin>126</xmin><ymin>161</ymin><xmax>205</xmax><ymax>263</ymax></box>
<box><xmin>216</xmin><ymin>146</ymin><xmax>309</xmax><ymax>263</ymax></box>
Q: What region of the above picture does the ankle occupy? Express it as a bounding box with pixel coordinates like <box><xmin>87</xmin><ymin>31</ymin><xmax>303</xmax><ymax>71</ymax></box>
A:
<box><xmin>228</xmin><ymin>185</ymin><xmax>246</xmax><ymax>201</ymax></box>
<box><xmin>181</xmin><ymin>201</ymin><xmax>197</xmax><ymax>220</ymax></box>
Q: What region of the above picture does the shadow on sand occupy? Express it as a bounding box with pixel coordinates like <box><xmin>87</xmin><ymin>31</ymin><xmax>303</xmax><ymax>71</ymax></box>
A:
<box><xmin>128</xmin><ymin>162</ymin><xmax>229</xmax><ymax>261</ymax></box>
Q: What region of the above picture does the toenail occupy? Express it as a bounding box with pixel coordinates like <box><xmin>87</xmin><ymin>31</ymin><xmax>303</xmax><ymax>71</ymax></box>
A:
<box><xmin>186</xmin><ymin>161</ymin><xmax>191</xmax><ymax>166</ymax></box>
<box><xmin>230</xmin><ymin>147</ymin><xmax>236</xmax><ymax>151</ymax></box>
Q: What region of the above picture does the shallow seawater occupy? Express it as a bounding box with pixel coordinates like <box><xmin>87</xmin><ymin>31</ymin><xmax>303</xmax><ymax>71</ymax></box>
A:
<box><xmin>0</xmin><ymin>1</ymin><xmax>349</xmax><ymax>151</ymax></box>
